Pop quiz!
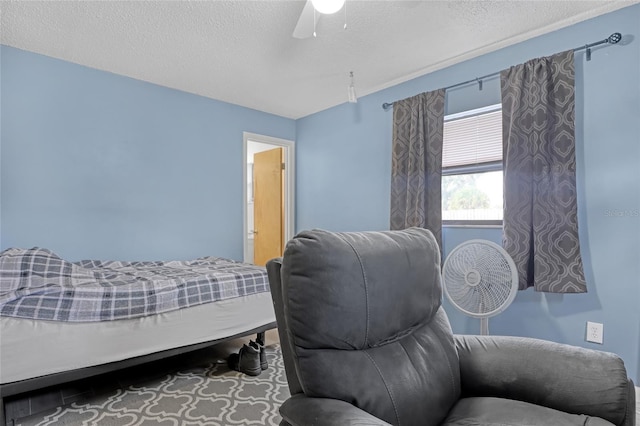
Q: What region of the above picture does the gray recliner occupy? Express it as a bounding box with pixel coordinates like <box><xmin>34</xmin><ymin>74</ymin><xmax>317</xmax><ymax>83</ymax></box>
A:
<box><xmin>266</xmin><ymin>227</ymin><xmax>636</xmax><ymax>426</ymax></box>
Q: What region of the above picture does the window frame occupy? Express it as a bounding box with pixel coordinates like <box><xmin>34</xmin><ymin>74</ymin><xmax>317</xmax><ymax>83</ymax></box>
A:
<box><xmin>442</xmin><ymin>104</ymin><xmax>503</xmax><ymax>227</ymax></box>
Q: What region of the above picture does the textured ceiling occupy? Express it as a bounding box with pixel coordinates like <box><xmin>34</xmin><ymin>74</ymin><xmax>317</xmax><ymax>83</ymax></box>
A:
<box><xmin>1</xmin><ymin>0</ymin><xmax>637</xmax><ymax>119</ymax></box>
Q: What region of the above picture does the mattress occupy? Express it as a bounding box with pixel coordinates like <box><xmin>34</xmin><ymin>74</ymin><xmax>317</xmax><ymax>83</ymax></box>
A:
<box><xmin>1</xmin><ymin>247</ymin><xmax>270</xmax><ymax>322</ymax></box>
<box><xmin>0</xmin><ymin>292</ymin><xmax>275</xmax><ymax>384</ymax></box>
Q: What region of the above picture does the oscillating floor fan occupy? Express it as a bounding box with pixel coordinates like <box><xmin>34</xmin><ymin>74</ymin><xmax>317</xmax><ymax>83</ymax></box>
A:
<box><xmin>442</xmin><ymin>240</ymin><xmax>518</xmax><ymax>335</ymax></box>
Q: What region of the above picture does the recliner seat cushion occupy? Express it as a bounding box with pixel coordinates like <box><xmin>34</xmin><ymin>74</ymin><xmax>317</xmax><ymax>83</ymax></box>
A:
<box><xmin>442</xmin><ymin>397</ymin><xmax>616</xmax><ymax>426</ymax></box>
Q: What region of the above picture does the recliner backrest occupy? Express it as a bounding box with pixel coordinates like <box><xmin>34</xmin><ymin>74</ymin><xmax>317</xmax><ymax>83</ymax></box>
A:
<box><xmin>272</xmin><ymin>228</ymin><xmax>461</xmax><ymax>425</ymax></box>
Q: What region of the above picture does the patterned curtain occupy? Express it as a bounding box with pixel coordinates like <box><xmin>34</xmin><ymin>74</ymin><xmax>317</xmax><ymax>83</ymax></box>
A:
<box><xmin>390</xmin><ymin>89</ymin><xmax>445</xmax><ymax>250</ymax></box>
<box><xmin>501</xmin><ymin>50</ymin><xmax>587</xmax><ymax>293</ymax></box>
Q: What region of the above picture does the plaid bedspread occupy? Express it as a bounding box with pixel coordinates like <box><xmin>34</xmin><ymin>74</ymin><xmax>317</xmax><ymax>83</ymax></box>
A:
<box><xmin>0</xmin><ymin>247</ymin><xmax>270</xmax><ymax>322</ymax></box>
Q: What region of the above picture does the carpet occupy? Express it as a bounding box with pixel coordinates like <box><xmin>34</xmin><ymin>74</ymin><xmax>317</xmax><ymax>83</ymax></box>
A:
<box><xmin>16</xmin><ymin>345</ymin><xmax>289</xmax><ymax>426</ymax></box>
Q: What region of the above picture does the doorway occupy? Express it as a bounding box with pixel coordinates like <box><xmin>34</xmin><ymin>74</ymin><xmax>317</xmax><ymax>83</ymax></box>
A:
<box><xmin>243</xmin><ymin>132</ymin><xmax>295</xmax><ymax>265</ymax></box>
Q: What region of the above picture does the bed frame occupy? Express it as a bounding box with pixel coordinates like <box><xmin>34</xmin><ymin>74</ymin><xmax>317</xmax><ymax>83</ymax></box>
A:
<box><xmin>0</xmin><ymin>321</ymin><xmax>276</xmax><ymax>426</ymax></box>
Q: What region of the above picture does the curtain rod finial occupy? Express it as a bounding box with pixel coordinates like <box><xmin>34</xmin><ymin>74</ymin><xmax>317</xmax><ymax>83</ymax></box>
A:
<box><xmin>608</xmin><ymin>32</ymin><xmax>622</xmax><ymax>44</ymax></box>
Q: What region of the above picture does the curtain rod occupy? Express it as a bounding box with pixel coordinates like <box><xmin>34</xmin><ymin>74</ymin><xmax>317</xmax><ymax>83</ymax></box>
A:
<box><xmin>381</xmin><ymin>32</ymin><xmax>622</xmax><ymax>111</ymax></box>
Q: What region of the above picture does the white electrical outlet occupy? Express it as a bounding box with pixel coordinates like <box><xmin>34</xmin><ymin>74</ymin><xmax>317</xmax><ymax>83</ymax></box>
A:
<box><xmin>586</xmin><ymin>321</ymin><xmax>604</xmax><ymax>344</ymax></box>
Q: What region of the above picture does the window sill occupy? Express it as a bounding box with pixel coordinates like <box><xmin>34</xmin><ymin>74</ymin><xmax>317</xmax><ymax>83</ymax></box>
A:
<box><xmin>443</xmin><ymin>223</ymin><xmax>503</xmax><ymax>229</ymax></box>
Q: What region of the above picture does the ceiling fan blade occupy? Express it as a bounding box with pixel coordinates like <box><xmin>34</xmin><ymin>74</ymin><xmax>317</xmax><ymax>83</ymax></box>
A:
<box><xmin>292</xmin><ymin>0</ymin><xmax>319</xmax><ymax>39</ymax></box>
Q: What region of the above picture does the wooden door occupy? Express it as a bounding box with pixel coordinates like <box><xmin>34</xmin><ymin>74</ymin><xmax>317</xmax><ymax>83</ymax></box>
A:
<box><xmin>253</xmin><ymin>147</ymin><xmax>284</xmax><ymax>266</ymax></box>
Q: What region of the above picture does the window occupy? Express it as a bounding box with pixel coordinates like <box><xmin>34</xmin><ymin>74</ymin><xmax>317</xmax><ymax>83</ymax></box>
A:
<box><xmin>442</xmin><ymin>104</ymin><xmax>503</xmax><ymax>226</ymax></box>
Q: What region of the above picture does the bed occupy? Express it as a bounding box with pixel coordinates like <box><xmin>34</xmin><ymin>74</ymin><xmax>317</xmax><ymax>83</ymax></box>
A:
<box><xmin>0</xmin><ymin>247</ymin><xmax>276</xmax><ymax>424</ymax></box>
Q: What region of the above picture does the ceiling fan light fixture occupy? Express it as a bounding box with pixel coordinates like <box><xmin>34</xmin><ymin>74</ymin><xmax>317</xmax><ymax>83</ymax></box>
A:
<box><xmin>311</xmin><ymin>0</ymin><xmax>345</xmax><ymax>15</ymax></box>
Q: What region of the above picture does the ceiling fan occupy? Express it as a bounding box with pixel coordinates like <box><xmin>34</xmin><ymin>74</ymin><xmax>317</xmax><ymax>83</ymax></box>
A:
<box><xmin>293</xmin><ymin>0</ymin><xmax>346</xmax><ymax>39</ymax></box>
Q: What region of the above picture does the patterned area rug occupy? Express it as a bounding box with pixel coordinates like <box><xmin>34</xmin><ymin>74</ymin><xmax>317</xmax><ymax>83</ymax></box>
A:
<box><xmin>16</xmin><ymin>345</ymin><xmax>289</xmax><ymax>426</ymax></box>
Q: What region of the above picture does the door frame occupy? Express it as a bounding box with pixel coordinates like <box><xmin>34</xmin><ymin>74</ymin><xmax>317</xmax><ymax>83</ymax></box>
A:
<box><xmin>242</xmin><ymin>132</ymin><xmax>295</xmax><ymax>264</ymax></box>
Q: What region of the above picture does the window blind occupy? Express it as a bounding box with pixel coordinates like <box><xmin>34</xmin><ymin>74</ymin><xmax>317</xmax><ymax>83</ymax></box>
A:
<box><xmin>442</xmin><ymin>109</ymin><xmax>502</xmax><ymax>169</ymax></box>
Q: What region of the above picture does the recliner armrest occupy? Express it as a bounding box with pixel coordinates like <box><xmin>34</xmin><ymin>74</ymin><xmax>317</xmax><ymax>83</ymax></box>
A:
<box><xmin>455</xmin><ymin>335</ymin><xmax>635</xmax><ymax>426</ymax></box>
<box><xmin>280</xmin><ymin>394</ymin><xmax>391</xmax><ymax>426</ymax></box>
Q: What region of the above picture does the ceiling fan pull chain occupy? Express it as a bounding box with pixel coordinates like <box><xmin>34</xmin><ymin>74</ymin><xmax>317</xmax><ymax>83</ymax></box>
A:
<box><xmin>344</xmin><ymin>0</ymin><xmax>347</xmax><ymax>30</ymax></box>
<box><xmin>313</xmin><ymin>7</ymin><xmax>317</xmax><ymax>37</ymax></box>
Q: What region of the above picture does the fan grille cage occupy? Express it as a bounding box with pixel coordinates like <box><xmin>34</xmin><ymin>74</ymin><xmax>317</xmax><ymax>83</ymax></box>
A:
<box><xmin>443</xmin><ymin>240</ymin><xmax>518</xmax><ymax>318</ymax></box>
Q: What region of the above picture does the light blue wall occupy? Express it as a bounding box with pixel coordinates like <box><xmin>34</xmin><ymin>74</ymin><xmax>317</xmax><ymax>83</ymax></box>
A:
<box><xmin>296</xmin><ymin>4</ymin><xmax>640</xmax><ymax>382</ymax></box>
<box><xmin>0</xmin><ymin>46</ymin><xmax>295</xmax><ymax>261</ymax></box>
